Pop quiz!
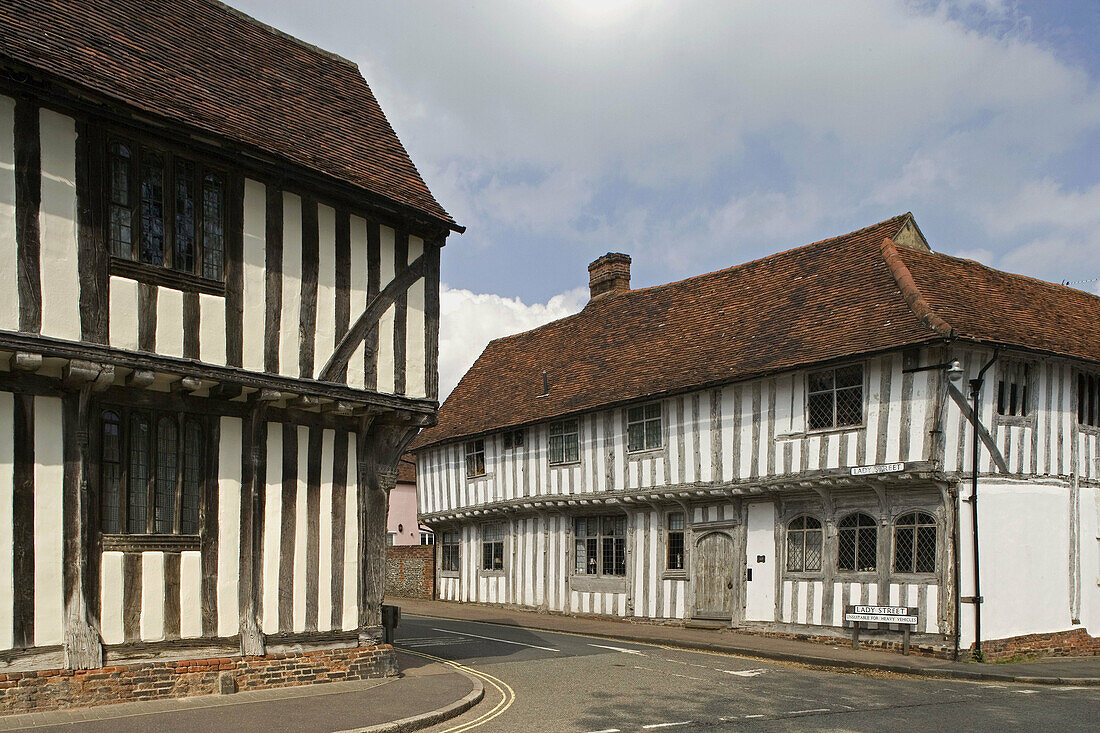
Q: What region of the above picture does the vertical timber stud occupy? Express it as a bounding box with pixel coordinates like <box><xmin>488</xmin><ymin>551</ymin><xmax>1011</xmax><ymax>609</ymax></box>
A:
<box><xmin>424</xmin><ymin>243</ymin><xmax>441</xmax><ymax>400</ymax></box>
<box><xmin>15</xmin><ymin>99</ymin><xmax>41</xmax><ymax>334</ymax></box>
<box><xmin>62</xmin><ymin>365</ymin><xmax>105</xmax><ymax>668</ymax></box>
<box><xmin>264</xmin><ymin>185</ymin><xmax>283</xmax><ymax>374</ymax></box>
<box><xmin>76</xmin><ymin>122</ymin><xmax>109</xmax><ymax>344</ymax></box>
<box><xmin>225</xmin><ymin>174</ymin><xmax>245</xmax><ymax>368</ymax></box>
<box><xmin>238</xmin><ymin>399</ymin><xmax>269</xmax><ymax>656</ymax></box>
<box><xmin>393</xmin><ymin>232</ymin><xmax>408</xmax><ymax>396</ymax></box>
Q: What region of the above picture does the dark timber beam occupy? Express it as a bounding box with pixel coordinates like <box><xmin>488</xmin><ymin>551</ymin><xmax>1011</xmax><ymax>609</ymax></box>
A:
<box><xmin>317</xmin><ymin>253</ymin><xmax>427</xmax><ymax>383</ymax></box>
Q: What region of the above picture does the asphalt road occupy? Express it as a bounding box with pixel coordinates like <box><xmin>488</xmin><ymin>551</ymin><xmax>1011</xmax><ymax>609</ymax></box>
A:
<box><xmin>397</xmin><ymin>614</ymin><xmax>1100</xmax><ymax>733</ymax></box>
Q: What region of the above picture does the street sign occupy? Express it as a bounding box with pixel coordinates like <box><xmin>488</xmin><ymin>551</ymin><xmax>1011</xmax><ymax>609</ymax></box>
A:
<box><xmin>850</xmin><ymin>463</ymin><xmax>905</xmax><ymax>476</ymax></box>
<box><xmin>844</xmin><ymin>605</ymin><xmax>918</xmax><ymax>625</ymax></box>
<box><xmin>845</xmin><ymin>605</ymin><xmax>919</xmax><ymax>655</ymax></box>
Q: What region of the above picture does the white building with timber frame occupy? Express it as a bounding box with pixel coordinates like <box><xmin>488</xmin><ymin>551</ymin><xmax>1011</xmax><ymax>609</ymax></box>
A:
<box><xmin>413</xmin><ymin>214</ymin><xmax>1100</xmax><ymax>658</ymax></box>
<box><xmin>0</xmin><ymin>0</ymin><xmax>458</xmax><ymax>673</ymax></box>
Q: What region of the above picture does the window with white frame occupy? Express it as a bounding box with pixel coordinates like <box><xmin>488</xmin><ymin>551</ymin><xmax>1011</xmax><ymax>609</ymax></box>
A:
<box><xmin>786</xmin><ymin>515</ymin><xmax>823</xmax><ymax>572</ymax></box>
<box><xmin>1077</xmin><ymin>373</ymin><xmax>1099</xmax><ymax>428</ymax></box>
<box><xmin>441</xmin><ymin>531</ymin><xmax>460</xmax><ymax>573</ymax></box>
<box><xmin>549</xmin><ymin>419</ymin><xmax>580</xmax><ymax>465</ymax></box>
<box><xmin>420</xmin><ymin>531</ymin><xmax>435</xmax><ymax>546</ymax></box>
<box><xmin>481</xmin><ymin>523</ymin><xmax>505</xmax><ymax>571</ymax></box>
<box><xmin>807</xmin><ymin>364</ymin><xmax>863</xmax><ymax>430</ymax></box>
<box><xmin>837</xmin><ymin>512</ymin><xmax>877</xmax><ymax>572</ymax></box>
<box><xmin>627</xmin><ymin>403</ymin><xmax>662</xmax><ymax>452</ymax></box>
<box><xmin>465</xmin><ymin>439</ymin><xmax>486</xmax><ymax>478</ymax></box>
<box><xmin>996</xmin><ymin>361</ymin><xmax>1031</xmax><ymax>417</ymax></box>
<box><xmin>666</xmin><ymin>512</ymin><xmax>686</xmax><ymax>571</ymax></box>
<box><xmin>575</xmin><ymin>515</ymin><xmax>627</xmax><ymax>576</ymax></box>
<box><xmin>893</xmin><ymin>512</ymin><xmax>937</xmax><ymax>573</ymax></box>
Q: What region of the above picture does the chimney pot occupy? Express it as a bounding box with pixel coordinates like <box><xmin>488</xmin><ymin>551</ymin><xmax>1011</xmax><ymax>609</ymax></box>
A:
<box><xmin>588</xmin><ymin>253</ymin><xmax>631</xmax><ymax>299</ymax></box>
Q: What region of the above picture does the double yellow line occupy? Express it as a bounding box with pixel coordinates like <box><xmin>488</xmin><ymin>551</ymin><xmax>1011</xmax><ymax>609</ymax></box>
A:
<box><xmin>398</xmin><ymin>647</ymin><xmax>515</xmax><ymax>732</ymax></box>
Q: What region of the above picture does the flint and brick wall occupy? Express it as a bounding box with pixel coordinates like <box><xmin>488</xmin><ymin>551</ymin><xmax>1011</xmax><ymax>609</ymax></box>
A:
<box><xmin>977</xmin><ymin>628</ymin><xmax>1100</xmax><ymax>661</ymax></box>
<box><xmin>385</xmin><ymin>545</ymin><xmax>435</xmax><ymax>600</ymax></box>
<box><xmin>0</xmin><ymin>645</ymin><xmax>397</xmax><ymax>714</ymax></box>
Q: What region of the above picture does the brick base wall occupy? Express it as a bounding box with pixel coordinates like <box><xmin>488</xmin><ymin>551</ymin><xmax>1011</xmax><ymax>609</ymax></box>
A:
<box><xmin>0</xmin><ymin>645</ymin><xmax>397</xmax><ymax>715</ymax></box>
<box><xmin>975</xmin><ymin>628</ymin><xmax>1100</xmax><ymax>661</ymax></box>
<box><xmin>386</xmin><ymin>545</ymin><xmax>435</xmax><ymax>600</ymax></box>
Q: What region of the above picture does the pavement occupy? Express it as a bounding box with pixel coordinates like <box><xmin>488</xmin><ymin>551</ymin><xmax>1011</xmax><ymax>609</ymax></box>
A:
<box><xmin>0</xmin><ymin>601</ymin><xmax>1095</xmax><ymax>732</ymax></box>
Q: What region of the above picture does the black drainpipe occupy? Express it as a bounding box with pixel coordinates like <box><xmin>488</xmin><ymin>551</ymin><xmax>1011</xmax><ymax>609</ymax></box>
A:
<box><xmin>967</xmin><ymin>349</ymin><xmax>998</xmax><ymax>662</ymax></box>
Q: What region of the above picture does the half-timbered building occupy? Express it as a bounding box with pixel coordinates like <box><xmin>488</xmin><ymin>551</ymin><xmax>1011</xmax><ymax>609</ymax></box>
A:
<box><xmin>0</xmin><ymin>0</ymin><xmax>456</xmax><ymax>680</ymax></box>
<box><xmin>413</xmin><ymin>214</ymin><xmax>1100</xmax><ymax>657</ymax></box>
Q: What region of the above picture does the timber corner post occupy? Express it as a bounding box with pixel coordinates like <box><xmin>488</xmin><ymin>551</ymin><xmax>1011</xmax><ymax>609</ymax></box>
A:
<box><xmin>356</xmin><ymin>416</ymin><xmax>423</xmax><ymax>647</ymax></box>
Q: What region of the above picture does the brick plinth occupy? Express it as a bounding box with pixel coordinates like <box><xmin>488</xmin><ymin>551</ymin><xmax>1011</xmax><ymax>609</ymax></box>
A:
<box><xmin>0</xmin><ymin>645</ymin><xmax>397</xmax><ymax>715</ymax></box>
<box><xmin>975</xmin><ymin>628</ymin><xmax>1100</xmax><ymax>661</ymax></box>
<box><xmin>385</xmin><ymin>545</ymin><xmax>435</xmax><ymax>599</ymax></box>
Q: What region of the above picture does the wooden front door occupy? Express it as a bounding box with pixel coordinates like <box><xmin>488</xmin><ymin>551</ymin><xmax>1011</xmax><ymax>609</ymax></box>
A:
<box><xmin>693</xmin><ymin>532</ymin><xmax>736</xmax><ymax>619</ymax></box>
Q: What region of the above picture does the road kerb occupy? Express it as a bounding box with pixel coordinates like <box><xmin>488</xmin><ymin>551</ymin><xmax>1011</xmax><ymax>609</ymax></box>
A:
<box><xmin>339</xmin><ymin>673</ymin><xmax>485</xmax><ymax>733</ymax></box>
<box><xmin>400</xmin><ymin>609</ymin><xmax>1100</xmax><ymax>687</ymax></box>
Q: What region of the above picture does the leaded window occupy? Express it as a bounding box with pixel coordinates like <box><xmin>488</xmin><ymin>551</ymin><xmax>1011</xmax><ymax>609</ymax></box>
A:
<box><xmin>481</xmin><ymin>523</ymin><xmax>504</xmax><ymax>571</ymax></box>
<box><xmin>807</xmin><ymin>365</ymin><xmax>863</xmax><ymax>430</ymax></box>
<box><xmin>627</xmin><ymin>402</ymin><xmax>662</xmax><ymax>452</ymax></box>
<box><xmin>441</xmin><ymin>530</ymin><xmax>460</xmax><ymax>573</ymax></box>
<box><xmin>575</xmin><ymin>515</ymin><xmax>626</xmax><ymax>576</ymax></box>
<box><xmin>997</xmin><ymin>361</ymin><xmax>1031</xmax><ymax>417</ymax></box>
<box><xmin>786</xmin><ymin>515</ymin><xmax>823</xmax><ymax>572</ymax></box>
<box><xmin>549</xmin><ymin>419</ymin><xmax>579</xmax><ymax>465</ymax></box>
<box><xmin>1080</xmin><ymin>373</ymin><xmax>1100</xmax><ymax>428</ymax></box>
<box><xmin>837</xmin><ymin>512</ymin><xmax>877</xmax><ymax>572</ymax></box>
<box><xmin>100</xmin><ymin>408</ymin><xmax>205</xmax><ymax>537</ymax></box>
<box><xmin>667</xmin><ymin>512</ymin><xmax>686</xmax><ymax>571</ymax></box>
<box><xmin>465</xmin><ymin>439</ymin><xmax>486</xmax><ymax>478</ymax></box>
<box><xmin>893</xmin><ymin>512</ymin><xmax>937</xmax><ymax>574</ymax></box>
<box><xmin>503</xmin><ymin>429</ymin><xmax>525</xmax><ymax>450</ymax></box>
<box><xmin>107</xmin><ymin>137</ymin><xmax>227</xmax><ymax>281</ymax></box>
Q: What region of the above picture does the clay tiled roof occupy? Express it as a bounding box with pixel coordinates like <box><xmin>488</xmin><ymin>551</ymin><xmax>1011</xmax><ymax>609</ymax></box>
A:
<box><xmin>0</xmin><ymin>0</ymin><xmax>456</xmax><ymax>229</ymax></box>
<box><xmin>397</xmin><ymin>455</ymin><xmax>416</xmax><ymax>485</ymax></box>
<box><xmin>413</xmin><ymin>214</ymin><xmax>1100</xmax><ymax>449</ymax></box>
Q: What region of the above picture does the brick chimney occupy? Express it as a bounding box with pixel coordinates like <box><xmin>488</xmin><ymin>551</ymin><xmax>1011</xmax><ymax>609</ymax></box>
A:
<box><xmin>588</xmin><ymin>253</ymin><xmax>631</xmax><ymax>299</ymax></box>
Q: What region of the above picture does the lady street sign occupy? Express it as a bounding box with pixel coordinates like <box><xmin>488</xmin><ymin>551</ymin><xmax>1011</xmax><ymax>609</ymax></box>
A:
<box><xmin>845</xmin><ymin>605</ymin><xmax>919</xmax><ymax>655</ymax></box>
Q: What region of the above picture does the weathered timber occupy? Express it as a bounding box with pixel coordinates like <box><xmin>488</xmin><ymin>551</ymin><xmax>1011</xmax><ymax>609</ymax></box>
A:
<box><xmin>15</xmin><ymin>99</ymin><xmax>41</xmax><ymax>334</ymax></box>
<box><xmin>299</xmin><ymin>196</ymin><xmax>319</xmax><ymax>379</ymax></box>
<box><xmin>137</xmin><ymin>283</ymin><xmax>157</xmax><ymax>352</ymax></box>
<box><xmin>264</xmin><ymin>184</ymin><xmax>284</xmax><ymax>374</ymax></box>
<box><xmin>238</xmin><ymin>402</ymin><xmax>266</xmax><ymax>656</ymax></box>
<box><xmin>424</xmin><ymin>243</ymin><xmax>441</xmax><ymax>400</ymax></box>
<box><xmin>12</xmin><ymin>393</ymin><xmax>35</xmax><ymax>648</ymax></box>
<box><xmin>224</xmin><ymin>173</ymin><xmax>245</xmax><ymax>368</ymax></box>
<box><xmin>76</xmin><ymin>121</ymin><xmax>109</xmax><ymax>344</ymax></box>
<box><xmin>393</xmin><ymin>231</ymin><xmax>408</xmax><ymax>396</ymax></box>
<box><xmin>333</xmin><ymin>209</ymin><xmax>351</xmax><ymax>384</ymax></box>
<box><xmin>364</xmin><ymin>222</ymin><xmax>380</xmax><ymax>390</ymax></box>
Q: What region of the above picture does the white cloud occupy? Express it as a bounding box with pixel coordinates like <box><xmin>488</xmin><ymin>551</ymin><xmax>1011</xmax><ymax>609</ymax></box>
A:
<box><xmin>437</xmin><ymin>285</ymin><xmax>588</xmax><ymax>398</ymax></box>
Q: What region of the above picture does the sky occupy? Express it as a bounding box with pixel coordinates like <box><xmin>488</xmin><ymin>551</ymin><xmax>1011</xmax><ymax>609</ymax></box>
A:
<box><xmin>228</xmin><ymin>0</ymin><xmax>1100</xmax><ymax>398</ymax></box>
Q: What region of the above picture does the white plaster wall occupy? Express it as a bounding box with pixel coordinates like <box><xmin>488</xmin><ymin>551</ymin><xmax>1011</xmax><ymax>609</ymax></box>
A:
<box><xmin>261</xmin><ymin>423</ymin><xmax>282</xmax><ymax>634</ymax></box>
<box><xmin>37</xmin><ymin>109</ymin><xmax>80</xmax><ymax>342</ymax></box>
<box><xmin>108</xmin><ymin>276</ymin><xmax>140</xmax><ymax>351</ymax></box>
<box><xmin>293</xmin><ymin>425</ymin><xmax>308</xmax><ymax>632</ymax></box>
<box><xmin>0</xmin><ymin>95</ymin><xmax>17</xmax><ymax>332</ymax></box>
<box><xmin>33</xmin><ymin>395</ymin><xmax>64</xmax><ymax>646</ymax></box>
<box><xmin>199</xmin><ymin>293</ymin><xmax>226</xmax><ymax>366</ymax></box>
<box><xmin>179</xmin><ymin>550</ymin><xmax>202</xmax><ymax>638</ymax></box>
<box><xmin>279</xmin><ymin>193</ymin><xmax>303</xmax><ymax>378</ymax></box>
<box><xmin>376</xmin><ymin>225</ymin><xmax>396</xmax><ymax>394</ymax></box>
<box><xmin>241</xmin><ymin>178</ymin><xmax>266</xmax><ymax>372</ymax></box>
<box><xmin>155</xmin><ymin>286</ymin><xmax>184</xmax><ymax>357</ymax></box>
<box><xmin>1080</xmin><ymin>483</ymin><xmax>1100</xmax><ymax>635</ymax></box>
<box><xmin>347</xmin><ymin>216</ymin><xmax>368</xmax><ymax>390</ymax></box>
<box><xmin>745</xmin><ymin>501</ymin><xmax>775</xmax><ymax>622</ymax></box>
<box><xmin>0</xmin><ymin>392</ymin><xmax>13</xmax><ymax>649</ymax></box>
<box><xmin>314</xmin><ymin>204</ymin><xmax>336</xmax><ymax>380</ymax></box>
<box><xmin>406</xmin><ymin>236</ymin><xmax>426</xmax><ymax>398</ymax></box>
<box><xmin>216</xmin><ymin>416</ymin><xmax>242</xmax><ymax>637</ymax></box>
<box><xmin>317</xmin><ymin>428</ymin><xmax>334</xmax><ymax>631</ymax></box>
<box><xmin>958</xmin><ymin>477</ymin><xmax>1075</xmax><ymax>645</ymax></box>
<box><xmin>342</xmin><ymin>432</ymin><xmax>359</xmax><ymax>630</ymax></box>
<box><xmin>140</xmin><ymin>551</ymin><xmax>165</xmax><ymax>641</ymax></box>
<box><xmin>99</xmin><ymin>551</ymin><xmax>125</xmax><ymax>645</ymax></box>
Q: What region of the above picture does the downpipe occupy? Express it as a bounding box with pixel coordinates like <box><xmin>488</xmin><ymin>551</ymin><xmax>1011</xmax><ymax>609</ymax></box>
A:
<box><xmin>966</xmin><ymin>349</ymin><xmax>998</xmax><ymax>662</ymax></box>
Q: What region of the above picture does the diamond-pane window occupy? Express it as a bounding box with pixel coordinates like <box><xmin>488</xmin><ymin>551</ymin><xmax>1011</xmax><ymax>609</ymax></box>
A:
<box><xmin>575</xmin><ymin>515</ymin><xmax>626</xmax><ymax>576</ymax></box>
<box><xmin>807</xmin><ymin>365</ymin><xmax>863</xmax><ymax>430</ymax></box>
<box><xmin>893</xmin><ymin>512</ymin><xmax>937</xmax><ymax>573</ymax></box>
<box><xmin>667</xmin><ymin>512</ymin><xmax>686</xmax><ymax>571</ymax></box>
<box><xmin>838</xmin><ymin>512</ymin><xmax>877</xmax><ymax>572</ymax></box>
<box><xmin>786</xmin><ymin>515</ymin><xmax>823</xmax><ymax>572</ymax></box>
